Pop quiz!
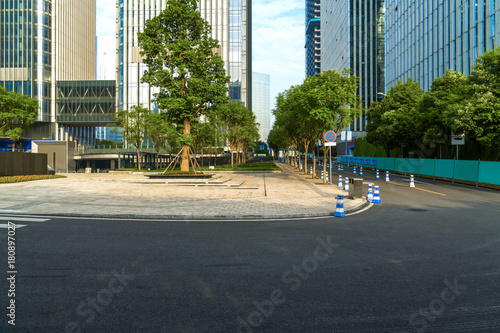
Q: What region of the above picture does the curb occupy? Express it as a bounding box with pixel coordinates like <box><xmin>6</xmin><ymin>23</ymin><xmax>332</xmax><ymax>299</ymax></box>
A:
<box><xmin>0</xmin><ymin>201</ymin><xmax>371</xmax><ymax>221</ymax></box>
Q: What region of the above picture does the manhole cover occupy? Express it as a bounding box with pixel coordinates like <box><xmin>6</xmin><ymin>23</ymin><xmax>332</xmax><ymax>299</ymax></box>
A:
<box><xmin>408</xmin><ymin>208</ymin><xmax>428</xmax><ymax>212</ymax></box>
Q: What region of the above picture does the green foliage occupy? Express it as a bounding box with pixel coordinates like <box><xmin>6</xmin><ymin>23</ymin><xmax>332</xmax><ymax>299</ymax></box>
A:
<box><xmin>215</xmin><ymin>101</ymin><xmax>260</xmax><ymax>167</ymax></box>
<box><xmin>455</xmin><ymin>48</ymin><xmax>500</xmax><ymax>149</ymax></box>
<box><xmin>110</xmin><ymin>105</ymin><xmax>149</xmax><ymax>150</ymax></box>
<box><xmin>95</xmin><ymin>139</ymin><xmax>123</xmax><ymax>148</ymax></box>
<box><xmin>366</xmin><ymin>78</ymin><xmax>425</xmax><ymax>157</ymax></box>
<box><xmin>0</xmin><ymin>86</ymin><xmax>38</xmax><ymax>149</ymax></box>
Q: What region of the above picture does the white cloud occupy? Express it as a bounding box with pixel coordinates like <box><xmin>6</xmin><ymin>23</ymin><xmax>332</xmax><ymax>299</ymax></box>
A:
<box><xmin>96</xmin><ymin>0</ymin><xmax>116</xmax><ymax>36</ymax></box>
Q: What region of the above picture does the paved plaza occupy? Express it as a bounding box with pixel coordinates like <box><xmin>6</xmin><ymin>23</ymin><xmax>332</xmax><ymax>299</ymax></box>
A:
<box><xmin>0</xmin><ymin>163</ymin><xmax>366</xmax><ymax>219</ymax></box>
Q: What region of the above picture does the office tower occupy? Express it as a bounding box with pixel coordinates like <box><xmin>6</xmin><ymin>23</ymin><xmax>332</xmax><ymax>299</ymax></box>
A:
<box><xmin>0</xmin><ymin>0</ymin><xmax>97</xmax><ymax>141</ymax></box>
<box><xmin>385</xmin><ymin>0</ymin><xmax>500</xmax><ymax>92</ymax></box>
<box><xmin>117</xmin><ymin>0</ymin><xmax>252</xmax><ymax>112</ymax></box>
<box><xmin>95</xmin><ymin>34</ymin><xmax>122</xmax><ymax>143</ymax></box>
<box><xmin>305</xmin><ymin>0</ymin><xmax>321</xmax><ymax>77</ymax></box>
<box><xmin>252</xmin><ymin>72</ymin><xmax>271</xmax><ymax>142</ymax></box>
<box><xmin>321</xmin><ymin>1</ymin><xmax>385</xmax><ymax>132</ymax></box>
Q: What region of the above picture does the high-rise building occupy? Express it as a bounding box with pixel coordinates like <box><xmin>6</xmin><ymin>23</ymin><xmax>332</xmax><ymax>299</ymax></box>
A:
<box><xmin>0</xmin><ymin>1</ymin><xmax>97</xmax><ymax>141</ymax></box>
<box><xmin>305</xmin><ymin>0</ymin><xmax>321</xmax><ymax>77</ymax></box>
<box><xmin>252</xmin><ymin>72</ymin><xmax>271</xmax><ymax>142</ymax></box>
<box><xmin>321</xmin><ymin>1</ymin><xmax>385</xmax><ymax>132</ymax></box>
<box><xmin>95</xmin><ymin>35</ymin><xmax>122</xmax><ymax>143</ymax></box>
<box><xmin>96</xmin><ymin>35</ymin><xmax>116</xmax><ymax>81</ymax></box>
<box><xmin>385</xmin><ymin>0</ymin><xmax>499</xmax><ymax>92</ymax></box>
<box><xmin>117</xmin><ymin>0</ymin><xmax>252</xmax><ymax>112</ymax></box>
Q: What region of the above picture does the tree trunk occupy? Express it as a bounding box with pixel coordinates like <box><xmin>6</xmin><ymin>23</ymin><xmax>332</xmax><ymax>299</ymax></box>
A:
<box><xmin>12</xmin><ymin>141</ymin><xmax>16</xmax><ymax>152</ymax></box>
<box><xmin>231</xmin><ymin>146</ymin><xmax>234</xmax><ymax>168</ymax></box>
<box><xmin>312</xmin><ymin>154</ymin><xmax>316</xmax><ymax>179</ymax></box>
<box><xmin>181</xmin><ymin>117</ymin><xmax>191</xmax><ymax>172</ymax></box>
<box><xmin>136</xmin><ymin>147</ymin><xmax>141</xmax><ymax>171</ymax></box>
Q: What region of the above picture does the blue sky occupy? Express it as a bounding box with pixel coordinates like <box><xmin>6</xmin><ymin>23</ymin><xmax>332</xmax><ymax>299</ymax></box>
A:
<box><xmin>96</xmin><ymin>0</ymin><xmax>305</xmax><ymax>116</ymax></box>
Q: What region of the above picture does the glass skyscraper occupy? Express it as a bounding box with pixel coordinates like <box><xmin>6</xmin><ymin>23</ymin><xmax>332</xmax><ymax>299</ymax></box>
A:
<box><xmin>117</xmin><ymin>0</ymin><xmax>252</xmax><ymax>112</ymax></box>
<box><xmin>386</xmin><ymin>0</ymin><xmax>500</xmax><ymax>91</ymax></box>
<box><xmin>252</xmin><ymin>72</ymin><xmax>271</xmax><ymax>142</ymax></box>
<box><xmin>305</xmin><ymin>0</ymin><xmax>321</xmax><ymax>77</ymax></box>
<box><xmin>321</xmin><ymin>0</ymin><xmax>385</xmax><ymax>132</ymax></box>
<box><xmin>0</xmin><ymin>0</ymin><xmax>96</xmax><ymax>141</ymax></box>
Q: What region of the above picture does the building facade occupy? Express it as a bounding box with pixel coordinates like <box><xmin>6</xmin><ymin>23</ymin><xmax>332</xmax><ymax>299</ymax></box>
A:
<box><xmin>321</xmin><ymin>0</ymin><xmax>385</xmax><ymax>132</ymax></box>
<box><xmin>0</xmin><ymin>0</ymin><xmax>97</xmax><ymax>142</ymax></box>
<box><xmin>117</xmin><ymin>0</ymin><xmax>252</xmax><ymax>112</ymax></box>
<box><xmin>305</xmin><ymin>0</ymin><xmax>321</xmax><ymax>77</ymax></box>
<box><xmin>252</xmin><ymin>72</ymin><xmax>271</xmax><ymax>142</ymax></box>
<box><xmin>386</xmin><ymin>0</ymin><xmax>500</xmax><ymax>92</ymax></box>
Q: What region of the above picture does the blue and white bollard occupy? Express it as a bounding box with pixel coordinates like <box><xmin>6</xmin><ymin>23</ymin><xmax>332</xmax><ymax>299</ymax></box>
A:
<box><xmin>385</xmin><ymin>171</ymin><xmax>390</xmax><ymax>182</ymax></box>
<box><xmin>341</xmin><ymin>165</ymin><xmax>344</xmax><ymax>172</ymax></box>
<box><xmin>326</xmin><ymin>173</ymin><xmax>329</xmax><ymax>182</ymax></box>
<box><xmin>410</xmin><ymin>175</ymin><xmax>415</xmax><ymax>187</ymax></box>
<box><xmin>321</xmin><ymin>170</ymin><xmax>324</xmax><ymax>180</ymax></box>
<box><xmin>360</xmin><ymin>167</ymin><xmax>363</xmax><ymax>176</ymax></box>
<box><xmin>353</xmin><ymin>166</ymin><xmax>357</xmax><ymax>175</ymax></box>
<box><xmin>338</xmin><ymin>175</ymin><xmax>343</xmax><ymax>188</ymax></box>
<box><xmin>372</xmin><ymin>185</ymin><xmax>381</xmax><ymax>204</ymax></box>
<box><xmin>310</xmin><ymin>166</ymin><xmax>313</xmax><ymax>175</ymax></box>
<box><xmin>367</xmin><ymin>184</ymin><xmax>373</xmax><ymax>202</ymax></box>
<box><xmin>344</xmin><ymin>177</ymin><xmax>349</xmax><ymax>191</ymax></box>
<box><xmin>334</xmin><ymin>194</ymin><xmax>346</xmax><ymax>217</ymax></box>
<box><xmin>338</xmin><ymin>164</ymin><xmax>341</xmax><ymax>171</ymax></box>
<box><xmin>376</xmin><ymin>169</ymin><xmax>380</xmax><ymax>180</ymax></box>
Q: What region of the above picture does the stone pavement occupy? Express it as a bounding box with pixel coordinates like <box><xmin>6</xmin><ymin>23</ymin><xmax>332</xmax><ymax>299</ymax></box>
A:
<box><xmin>0</xmin><ymin>163</ymin><xmax>368</xmax><ymax>219</ymax></box>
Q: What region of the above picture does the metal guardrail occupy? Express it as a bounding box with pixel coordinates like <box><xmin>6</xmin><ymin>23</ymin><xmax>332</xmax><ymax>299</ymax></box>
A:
<box><xmin>74</xmin><ymin>147</ymin><xmax>171</xmax><ymax>155</ymax></box>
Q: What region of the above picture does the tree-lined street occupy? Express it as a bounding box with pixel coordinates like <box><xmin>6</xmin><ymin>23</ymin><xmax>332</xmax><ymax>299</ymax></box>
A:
<box><xmin>1</xmin><ymin>169</ymin><xmax>499</xmax><ymax>332</ymax></box>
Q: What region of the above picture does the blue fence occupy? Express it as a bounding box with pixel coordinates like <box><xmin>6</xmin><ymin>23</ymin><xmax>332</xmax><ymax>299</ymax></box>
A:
<box><xmin>337</xmin><ymin>156</ymin><xmax>500</xmax><ymax>186</ymax></box>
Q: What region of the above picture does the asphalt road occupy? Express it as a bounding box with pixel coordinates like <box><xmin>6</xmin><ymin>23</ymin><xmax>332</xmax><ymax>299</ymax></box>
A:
<box><xmin>1</xmin><ymin>168</ymin><xmax>500</xmax><ymax>333</ymax></box>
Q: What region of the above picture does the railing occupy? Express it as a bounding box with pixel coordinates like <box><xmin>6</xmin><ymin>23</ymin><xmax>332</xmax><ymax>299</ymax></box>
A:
<box><xmin>338</xmin><ymin>156</ymin><xmax>500</xmax><ymax>187</ymax></box>
<box><xmin>74</xmin><ymin>147</ymin><xmax>171</xmax><ymax>155</ymax></box>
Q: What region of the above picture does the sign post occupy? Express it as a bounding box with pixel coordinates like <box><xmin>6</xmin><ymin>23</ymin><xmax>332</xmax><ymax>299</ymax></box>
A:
<box><xmin>451</xmin><ymin>133</ymin><xmax>465</xmax><ymax>160</ymax></box>
<box><xmin>324</xmin><ymin>131</ymin><xmax>337</xmax><ymax>185</ymax></box>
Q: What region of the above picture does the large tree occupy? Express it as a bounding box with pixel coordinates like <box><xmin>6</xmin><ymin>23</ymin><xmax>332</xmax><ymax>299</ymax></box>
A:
<box><xmin>0</xmin><ymin>86</ymin><xmax>38</xmax><ymax>151</ymax></box>
<box><xmin>138</xmin><ymin>0</ymin><xmax>230</xmax><ymax>172</ymax></box>
<box><xmin>366</xmin><ymin>78</ymin><xmax>425</xmax><ymax>157</ymax></box>
<box><xmin>111</xmin><ymin>105</ymin><xmax>149</xmax><ymax>170</ymax></box>
<box><xmin>304</xmin><ymin>69</ymin><xmax>361</xmax><ymax>183</ymax></box>
<box><xmin>417</xmin><ymin>70</ymin><xmax>471</xmax><ymax>158</ymax></box>
<box><xmin>456</xmin><ymin>47</ymin><xmax>500</xmax><ymax>151</ymax></box>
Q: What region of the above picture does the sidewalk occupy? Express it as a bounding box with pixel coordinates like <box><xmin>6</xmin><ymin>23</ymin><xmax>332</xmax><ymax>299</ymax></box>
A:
<box><xmin>0</xmin><ymin>163</ymin><xmax>368</xmax><ymax>219</ymax></box>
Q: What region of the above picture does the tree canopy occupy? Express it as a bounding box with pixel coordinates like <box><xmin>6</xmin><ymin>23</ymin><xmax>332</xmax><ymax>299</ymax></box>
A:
<box><xmin>0</xmin><ymin>86</ymin><xmax>38</xmax><ymax>151</ymax></box>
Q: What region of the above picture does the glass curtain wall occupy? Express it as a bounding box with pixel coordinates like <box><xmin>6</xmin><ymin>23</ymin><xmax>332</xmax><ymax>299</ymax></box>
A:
<box><xmin>386</xmin><ymin>0</ymin><xmax>499</xmax><ymax>91</ymax></box>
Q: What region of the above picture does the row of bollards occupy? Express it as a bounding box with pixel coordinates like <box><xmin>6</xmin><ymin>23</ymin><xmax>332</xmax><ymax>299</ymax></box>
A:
<box><xmin>333</xmin><ymin>164</ymin><xmax>418</xmax><ymax>218</ymax></box>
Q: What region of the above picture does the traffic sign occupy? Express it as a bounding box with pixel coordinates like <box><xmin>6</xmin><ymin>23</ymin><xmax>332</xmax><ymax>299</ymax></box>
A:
<box><xmin>324</xmin><ymin>131</ymin><xmax>336</xmax><ymax>143</ymax></box>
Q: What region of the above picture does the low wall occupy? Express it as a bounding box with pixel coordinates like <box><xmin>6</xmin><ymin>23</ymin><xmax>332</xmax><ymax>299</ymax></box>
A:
<box><xmin>0</xmin><ymin>151</ymin><xmax>48</xmax><ymax>176</ymax></box>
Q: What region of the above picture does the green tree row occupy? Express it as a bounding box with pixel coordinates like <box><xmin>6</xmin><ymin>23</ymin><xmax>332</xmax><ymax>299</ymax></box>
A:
<box><xmin>366</xmin><ymin>47</ymin><xmax>500</xmax><ymax>160</ymax></box>
<box><xmin>267</xmin><ymin>69</ymin><xmax>362</xmax><ymax>184</ymax></box>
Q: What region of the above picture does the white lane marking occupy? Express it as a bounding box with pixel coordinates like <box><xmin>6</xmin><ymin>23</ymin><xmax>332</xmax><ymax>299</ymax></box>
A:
<box><xmin>0</xmin><ymin>216</ymin><xmax>50</xmax><ymax>222</ymax></box>
<box><xmin>346</xmin><ymin>203</ymin><xmax>374</xmax><ymax>216</ymax></box>
<box><xmin>0</xmin><ymin>224</ymin><xmax>27</xmax><ymax>229</ymax></box>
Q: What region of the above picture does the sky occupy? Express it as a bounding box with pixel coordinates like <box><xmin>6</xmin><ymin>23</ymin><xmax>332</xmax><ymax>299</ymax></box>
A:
<box><xmin>96</xmin><ymin>0</ymin><xmax>306</xmax><ymax>124</ymax></box>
